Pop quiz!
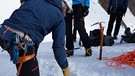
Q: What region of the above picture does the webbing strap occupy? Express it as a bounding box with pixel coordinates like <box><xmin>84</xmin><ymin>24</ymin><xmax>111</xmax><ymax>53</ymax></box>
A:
<box><xmin>1</xmin><ymin>28</ymin><xmax>11</xmax><ymax>51</ymax></box>
<box><xmin>18</xmin><ymin>53</ymin><xmax>35</xmax><ymax>63</ymax></box>
<box><xmin>2</xmin><ymin>29</ymin><xmax>8</xmax><ymax>39</ymax></box>
<box><xmin>17</xmin><ymin>52</ymin><xmax>27</xmax><ymax>76</ymax></box>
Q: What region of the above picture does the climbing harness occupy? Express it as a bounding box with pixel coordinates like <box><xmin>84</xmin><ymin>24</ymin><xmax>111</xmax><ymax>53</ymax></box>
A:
<box><xmin>0</xmin><ymin>25</ymin><xmax>36</xmax><ymax>75</ymax></box>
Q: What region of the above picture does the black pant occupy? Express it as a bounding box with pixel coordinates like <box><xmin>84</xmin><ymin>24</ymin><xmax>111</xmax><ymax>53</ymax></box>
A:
<box><xmin>73</xmin><ymin>23</ymin><xmax>77</xmax><ymax>41</ymax></box>
<box><xmin>65</xmin><ymin>13</ymin><xmax>74</xmax><ymax>50</ymax></box>
<box><xmin>106</xmin><ymin>7</ymin><xmax>123</xmax><ymax>36</ymax></box>
<box><xmin>73</xmin><ymin>4</ymin><xmax>90</xmax><ymax>48</ymax></box>
<box><xmin>16</xmin><ymin>45</ymin><xmax>40</xmax><ymax>76</ymax></box>
<box><xmin>16</xmin><ymin>57</ymin><xmax>39</xmax><ymax>76</ymax></box>
<box><xmin>65</xmin><ymin>4</ymin><xmax>91</xmax><ymax>50</ymax></box>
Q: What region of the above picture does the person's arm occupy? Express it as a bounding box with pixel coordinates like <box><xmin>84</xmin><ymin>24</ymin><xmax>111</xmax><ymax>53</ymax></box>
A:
<box><xmin>122</xmin><ymin>0</ymin><xmax>129</xmax><ymax>15</ymax></box>
<box><xmin>83</xmin><ymin>0</ymin><xmax>90</xmax><ymax>17</ymax></box>
<box><xmin>84</xmin><ymin>0</ymin><xmax>90</xmax><ymax>7</ymax></box>
<box><xmin>107</xmin><ymin>0</ymin><xmax>112</xmax><ymax>8</ymax></box>
<box><xmin>123</xmin><ymin>0</ymin><xmax>129</xmax><ymax>8</ymax></box>
<box><xmin>107</xmin><ymin>0</ymin><xmax>112</xmax><ymax>15</ymax></box>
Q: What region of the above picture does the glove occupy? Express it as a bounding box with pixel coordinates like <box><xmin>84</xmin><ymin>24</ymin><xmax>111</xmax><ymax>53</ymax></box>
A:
<box><xmin>107</xmin><ymin>8</ymin><xmax>110</xmax><ymax>15</ymax></box>
<box><xmin>83</xmin><ymin>6</ymin><xmax>89</xmax><ymax>17</ymax></box>
<box><xmin>21</xmin><ymin>2</ymin><xmax>25</xmax><ymax>6</ymax></box>
<box><xmin>122</xmin><ymin>8</ymin><xmax>127</xmax><ymax>15</ymax></box>
<box><xmin>62</xmin><ymin>67</ymin><xmax>70</xmax><ymax>76</ymax></box>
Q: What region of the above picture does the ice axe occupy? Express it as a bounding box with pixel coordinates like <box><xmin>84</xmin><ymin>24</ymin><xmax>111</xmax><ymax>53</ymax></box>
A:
<box><xmin>91</xmin><ymin>21</ymin><xmax>105</xmax><ymax>60</ymax></box>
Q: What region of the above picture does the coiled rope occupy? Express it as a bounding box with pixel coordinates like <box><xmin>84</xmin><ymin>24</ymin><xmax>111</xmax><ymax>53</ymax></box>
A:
<box><xmin>105</xmin><ymin>49</ymin><xmax>135</xmax><ymax>69</ymax></box>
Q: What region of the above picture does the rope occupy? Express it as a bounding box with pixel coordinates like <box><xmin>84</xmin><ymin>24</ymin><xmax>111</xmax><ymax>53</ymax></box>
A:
<box><xmin>103</xmin><ymin>49</ymin><xmax>135</xmax><ymax>69</ymax></box>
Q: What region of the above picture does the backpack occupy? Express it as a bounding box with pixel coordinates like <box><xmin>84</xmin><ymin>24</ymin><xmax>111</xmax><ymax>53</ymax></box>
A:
<box><xmin>104</xmin><ymin>36</ymin><xmax>114</xmax><ymax>46</ymax></box>
<box><xmin>89</xmin><ymin>29</ymin><xmax>102</xmax><ymax>46</ymax></box>
<box><xmin>89</xmin><ymin>29</ymin><xmax>114</xmax><ymax>46</ymax></box>
<box><xmin>120</xmin><ymin>27</ymin><xmax>135</xmax><ymax>43</ymax></box>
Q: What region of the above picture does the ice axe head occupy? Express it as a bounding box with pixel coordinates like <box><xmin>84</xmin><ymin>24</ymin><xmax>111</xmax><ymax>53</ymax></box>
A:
<box><xmin>91</xmin><ymin>21</ymin><xmax>105</xmax><ymax>26</ymax></box>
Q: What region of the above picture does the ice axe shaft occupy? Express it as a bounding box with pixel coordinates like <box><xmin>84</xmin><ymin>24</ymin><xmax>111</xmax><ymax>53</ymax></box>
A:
<box><xmin>99</xmin><ymin>22</ymin><xmax>104</xmax><ymax>60</ymax></box>
<box><xmin>91</xmin><ymin>22</ymin><xmax>104</xmax><ymax>60</ymax></box>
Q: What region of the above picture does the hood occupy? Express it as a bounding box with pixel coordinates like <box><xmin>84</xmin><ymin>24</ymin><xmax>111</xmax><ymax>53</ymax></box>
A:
<box><xmin>45</xmin><ymin>0</ymin><xmax>62</xmax><ymax>10</ymax></box>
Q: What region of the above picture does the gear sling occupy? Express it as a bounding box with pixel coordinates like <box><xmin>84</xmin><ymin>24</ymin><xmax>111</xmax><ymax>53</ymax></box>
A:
<box><xmin>0</xmin><ymin>25</ymin><xmax>39</xmax><ymax>76</ymax></box>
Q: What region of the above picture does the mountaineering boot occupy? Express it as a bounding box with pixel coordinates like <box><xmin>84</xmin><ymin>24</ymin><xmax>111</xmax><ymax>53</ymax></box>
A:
<box><xmin>113</xmin><ymin>35</ymin><xmax>118</xmax><ymax>39</ymax></box>
<box><xmin>85</xmin><ymin>48</ymin><xmax>92</xmax><ymax>56</ymax></box>
<box><xmin>62</xmin><ymin>67</ymin><xmax>70</xmax><ymax>76</ymax></box>
<box><xmin>66</xmin><ymin>50</ymin><xmax>74</xmax><ymax>57</ymax></box>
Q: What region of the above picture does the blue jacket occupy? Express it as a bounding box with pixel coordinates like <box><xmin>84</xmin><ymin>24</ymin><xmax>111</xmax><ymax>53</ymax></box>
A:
<box><xmin>3</xmin><ymin>0</ymin><xmax>63</xmax><ymax>45</ymax></box>
<box><xmin>108</xmin><ymin>0</ymin><xmax>129</xmax><ymax>9</ymax></box>
<box><xmin>72</xmin><ymin>0</ymin><xmax>90</xmax><ymax>7</ymax></box>
<box><xmin>20</xmin><ymin>0</ymin><xmax>26</xmax><ymax>2</ymax></box>
<box><xmin>46</xmin><ymin>0</ymin><xmax>62</xmax><ymax>9</ymax></box>
<box><xmin>20</xmin><ymin>0</ymin><xmax>62</xmax><ymax>10</ymax></box>
<box><xmin>3</xmin><ymin>0</ymin><xmax>68</xmax><ymax>69</ymax></box>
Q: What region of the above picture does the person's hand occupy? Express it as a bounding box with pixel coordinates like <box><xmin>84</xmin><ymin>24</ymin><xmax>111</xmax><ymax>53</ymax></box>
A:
<box><xmin>83</xmin><ymin>6</ymin><xmax>89</xmax><ymax>17</ymax></box>
<box><xmin>62</xmin><ymin>7</ymin><xmax>67</xmax><ymax>17</ymax></box>
<box><xmin>122</xmin><ymin>8</ymin><xmax>127</xmax><ymax>15</ymax></box>
<box><xmin>21</xmin><ymin>2</ymin><xmax>25</xmax><ymax>6</ymax></box>
<box><xmin>62</xmin><ymin>67</ymin><xmax>70</xmax><ymax>76</ymax></box>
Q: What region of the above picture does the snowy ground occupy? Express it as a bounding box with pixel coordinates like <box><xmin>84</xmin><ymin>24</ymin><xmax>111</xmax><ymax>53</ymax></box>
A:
<box><xmin>0</xmin><ymin>0</ymin><xmax>135</xmax><ymax>76</ymax></box>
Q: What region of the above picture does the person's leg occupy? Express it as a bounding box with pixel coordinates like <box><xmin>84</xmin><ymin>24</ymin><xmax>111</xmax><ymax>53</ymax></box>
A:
<box><xmin>15</xmin><ymin>39</ymin><xmax>39</xmax><ymax>76</ymax></box>
<box><xmin>113</xmin><ymin>13</ymin><xmax>123</xmax><ymax>38</ymax></box>
<box><xmin>73</xmin><ymin>4</ymin><xmax>92</xmax><ymax>56</ymax></box>
<box><xmin>73</xmin><ymin>23</ymin><xmax>77</xmax><ymax>42</ymax></box>
<box><xmin>34</xmin><ymin>45</ymin><xmax>39</xmax><ymax>56</ymax></box>
<box><xmin>106</xmin><ymin>12</ymin><xmax>117</xmax><ymax>36</ymax></box>
<box><xmin>65</xmin><ymin>13</ymin><xmax>74</xmax><ymax>56</ymax></box>
<box><xmin>65</xmin><ymin>13</ymin><xmax>74</xmax><ymax>50</ymax></box>
<box><xmin>73</xmin><ymin>4</ymin><xmax>89</xmax><ymax>48</ymax></box>
<box><xmin>16</xmin><ymin>55</ymin><xmax>39</xmax><ymax>76</ymax></box>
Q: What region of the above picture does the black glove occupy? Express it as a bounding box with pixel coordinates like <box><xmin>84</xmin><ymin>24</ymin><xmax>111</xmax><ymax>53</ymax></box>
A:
<box><xmin>107</xmin><ymin>8</ymin><xmax>110</xmax><ymax>15</ymax></box>
<box><xmin>122</xmin><ymin>8</ymin><xmax>127</xmax><ymax>15</ymax></box>
<box><xmin>83</xmin><ymin>6</ymin><xmax>89</xmax><ymax>17</ymax></box>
